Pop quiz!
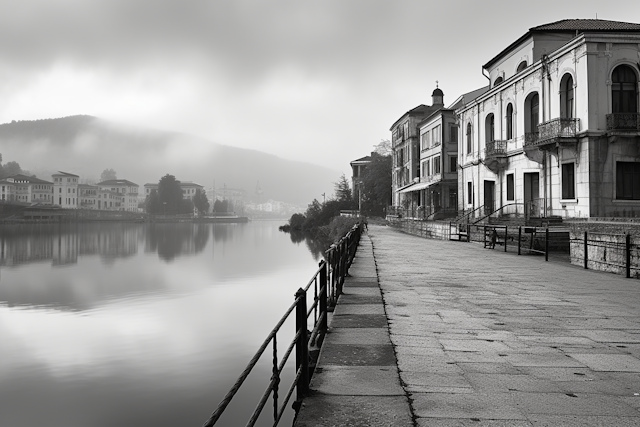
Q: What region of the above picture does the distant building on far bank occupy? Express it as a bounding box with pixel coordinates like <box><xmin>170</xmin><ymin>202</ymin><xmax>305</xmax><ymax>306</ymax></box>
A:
<box><xmin>97</xmin><ymin>179</ymin><xmax>139</xmax><ymax>212</ymax></box>
<box><xmin>52</xmin><ymin>171</ymin><xmax>79</xmax><ymax>208</ymax></box>
<box><xmin>1</xmin><ymin>174</ymin><xmax>54</xmax><ymax>204</ymax></box>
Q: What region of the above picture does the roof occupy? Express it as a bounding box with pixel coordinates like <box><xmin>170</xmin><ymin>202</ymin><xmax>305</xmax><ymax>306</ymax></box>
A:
<box><xmin>390</xmin><ymin>104</ymin><xmax>434</xmax><ymax>131</ymax></box>
<box><xmin>53</xmin><ymin>171</ymin><xmax>79</xmax><ymax>177</ymax></box>
<box><xmin>179</xmin><ymin>182</ymin><xmax>203</xmax><ymax>187</ymax></box>
<box><xmin>350</xmin><ymin>155</ymin><xmax>372</xmax><ymax>165</ymax></box>
<box><xmin>98</xmin><ymin>179</ymin><xmax>138</xmax><ymax>186</ymax></box>
<box><xmin>532</xmin><ymin>18</ymin><xmax>640</xmax><ymax>32</ymax></box>
<box><xmin>448</xmin><ymin>86</ymin><xmax>490</xmax><ymax>110</ymax></box>
<box><xmin>483</xmin><ymin>18</ymin><xmax>640</xmax><ymax>69</ymax></box>
<box><xmin>5</xmin><ymin>174</ymin><xmax>53</xmax><ymax>184</ymax></box>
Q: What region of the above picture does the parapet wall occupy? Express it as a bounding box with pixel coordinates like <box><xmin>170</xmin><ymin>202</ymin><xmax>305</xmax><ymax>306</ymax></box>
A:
<box><xmin>386</xmin><ymin>217</ymin><xmax>450</xmax><ymax>240</ymax></box>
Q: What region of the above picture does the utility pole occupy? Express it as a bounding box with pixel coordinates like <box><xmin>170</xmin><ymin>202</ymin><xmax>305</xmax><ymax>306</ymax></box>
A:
<box><xmin>321</xmin><ymin>193</ymin><xmax>326</xmax><ymax>205</ymax></box>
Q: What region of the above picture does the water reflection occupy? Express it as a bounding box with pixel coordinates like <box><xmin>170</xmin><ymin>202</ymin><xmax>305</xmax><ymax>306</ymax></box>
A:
<box><xmin>0</xmin><ymin>221</ymin><xmax>315</xmax><ymax>427</ymax></box>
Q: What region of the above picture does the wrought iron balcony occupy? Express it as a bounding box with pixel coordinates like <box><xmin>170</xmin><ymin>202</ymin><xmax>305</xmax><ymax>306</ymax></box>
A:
<box><xmin>484</xmin><ymin>139</ymin><xmax>508</xmax><ymax>173</ymax></box>
<box><xmin>524</xmin><ymin>118</ymin><xmax>580</xmax><ymax>148</ymax></box>
<box><xmin>606</xmin><ymin>113</ymin><xmax>640</xmax><ymax>131</ymax></box>
<box><xmin>485</xmin><ymin>139</ymin><xmax>507</xmax><ymax>158</ymax></box>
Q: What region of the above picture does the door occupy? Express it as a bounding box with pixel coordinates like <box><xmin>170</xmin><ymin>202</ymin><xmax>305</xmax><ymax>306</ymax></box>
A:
<box><xmin>524</xmin><ymin>173</ymin><xmax>540</xmax><ymax>218</ymax></box>
<box><xmin>484</xmin><ymin>180</ymin><xmax>495</xmax><ymax>214</ymax></box>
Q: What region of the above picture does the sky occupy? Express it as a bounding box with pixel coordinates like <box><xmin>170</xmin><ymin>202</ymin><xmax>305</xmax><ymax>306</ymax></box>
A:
<box><xmin>2</xmin><ymin>0</ymin><xmax>640</xmax><ymax>176</ymax></box>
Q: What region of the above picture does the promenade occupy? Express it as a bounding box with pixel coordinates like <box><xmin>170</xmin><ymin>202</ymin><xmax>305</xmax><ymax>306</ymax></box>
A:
<box><xmin>295</xmin><ymin>224</ymin><xmax>640</xmax><ymax>426</ymax></box>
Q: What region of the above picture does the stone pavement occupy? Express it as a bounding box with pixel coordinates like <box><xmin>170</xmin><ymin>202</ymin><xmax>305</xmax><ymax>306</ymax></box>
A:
<box><xmin>295</xmin><ymin>224</ymin><xmax>640</xmax><ymax>426</ymax></box>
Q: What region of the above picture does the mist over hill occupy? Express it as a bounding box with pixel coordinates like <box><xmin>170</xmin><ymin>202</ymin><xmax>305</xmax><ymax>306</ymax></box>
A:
<box><xmin>0</xmin><ymin>115</ymin><xmax>340</xmax><ymax>206</ymax></box>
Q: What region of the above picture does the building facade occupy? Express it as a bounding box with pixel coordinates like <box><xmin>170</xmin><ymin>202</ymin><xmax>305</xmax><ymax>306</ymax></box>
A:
<box><xmin>457</xmin><ymin>19</ymin><xmax>640</xmax><ymax>219</ymax></box>
<box><xmin>1</xmin><ymin>174</ymin><xmax>53</xmax><ymax>205</ymax></box>
<box><xmin>52</xmin><ymin>171</ymin><xmax>79</xmax><ymax>208</ymax></box>
<box><xmin>97</xmin><ymin>179</ymin><xmax>139</xmax><ymax>212</ymax></box>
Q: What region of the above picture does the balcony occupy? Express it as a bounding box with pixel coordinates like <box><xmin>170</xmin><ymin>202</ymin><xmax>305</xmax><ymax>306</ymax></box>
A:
<box><xmin>606</xmin><ymin>113</ymin><xmax>640</xmax><ymax>134</ymax></box>
<box><xmin>524</xmin><ymin>118</ymin><xmax>580</xmax><ymax>149</ymax></box>
<box><xmin>484</xmin><ymin>140</ymin><xmax>508</xmax><ymax>173</ymax></box>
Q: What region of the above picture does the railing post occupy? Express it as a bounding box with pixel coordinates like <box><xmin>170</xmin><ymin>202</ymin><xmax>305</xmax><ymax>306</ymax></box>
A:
<box><xmin>504</xmin><ymin>226</ymin><xmax>508</xmax><ymax>252</ymax></box>
<box><xmin>545</xmin><ymin>228</ymin><xmax>549</xmax><ymax>262</ymax></box>
<box><xmin>518</xmin><ymin>226</ymin><xmax>522</xmax><ymax>255</ymax></box>
<box><xmin>626</xmin><ymin>233</ymin><xmax>631</xmax><ymax>279</ymax></box>
<box><xmin>467</xmin><ymin>224</ymin><xmax>471</xmax><ymax>242</ymax></box>
<box><xmin>320</xmin><ymin>262</ymin><xmax>328</xmax><ymax>332</ymax></box>
<box><xmin>295</xmin><ymin>288</ymin><xmax>309</xmax><ymax>400</ymax></box>
<box><xmin>584</xmin><ymin>231</ymin><xmax>588</xmax><ymax>269</ymax></box>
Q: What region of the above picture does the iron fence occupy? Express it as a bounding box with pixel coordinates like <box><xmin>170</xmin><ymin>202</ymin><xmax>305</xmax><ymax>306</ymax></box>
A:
<box><xmin>202</xmin><ymin>222</ymin><xmax>363</xmax><ymax>427</ymax></box>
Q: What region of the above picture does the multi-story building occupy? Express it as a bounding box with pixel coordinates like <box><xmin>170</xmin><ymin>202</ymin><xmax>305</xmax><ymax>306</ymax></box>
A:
<box><xmin>78</xmin><ymin>184</ymin><xmax>99</xmax><ymax>210</ymax></box>
<box><xmin>52</xmin><ymin>171</ymin><xmax>79</xmax><ymax>208</ymax></box>
<box><xmin>390</xmin><ymin>87</ymin><xmax>446</xmax><ymax>208</ymax></box>
<box><xmin>1</xmin><ymin>174</ymin><xmax>53</xmax><ymax>204</ymax></box>
<box><xmin>97</xmin><ymin>179</ymin><xmax>139</xmax><ymax>212</ymax></box>
<box><xmin>144</xmin><ymin>181</ymin><xmax>204</xmax><ymax>200</ymax></box>
<box><xmin>350</xmin><ymin>154</ymin><xmax>371</xmax><ymax>211</ymax></box>
<box><xmin>457</xmin><ymin>19</ymin><xmax>640</xmax><ymax>219</ymax></box>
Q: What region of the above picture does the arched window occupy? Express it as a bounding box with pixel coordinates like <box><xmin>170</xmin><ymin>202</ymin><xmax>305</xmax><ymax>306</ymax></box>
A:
<box><xmin>485</xmin><ymin>113</ymin><xmax>495</xmax><ymax>143</ymax></box>
<box><xmin>506</xmin><ymin>103</ymin><xmax>514</xmax><ymax>140</ymax></box>
<box><xmin>494</xmin><ymin>76</ymin><xmax>503</xmax><ymax>87</ymax></box>
<box><xmin>524</xmin><ymin>92</ymin><xmax>539</xmax><ymax>134</ymax></box>
<box><xmin>516</xmin><ymin>61</ymin><xmax>528</xmax><ymax>73</ymax></box>
<box><xmin>466</xmin><ymin>122</ymin><xmax>473</xmax><ymax>154</ymax></box>
<box><xmin>611</xmin><ymin>64</ymin><xmax>638</xmax><ymax>114</ymax></box>
<box><xmin>560</xmin><ymin>74</ymin><xmax>574</xmax><ymax>119</ymax></box>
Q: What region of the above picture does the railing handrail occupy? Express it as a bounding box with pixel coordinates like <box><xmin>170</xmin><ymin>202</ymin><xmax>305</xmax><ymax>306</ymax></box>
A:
<box><xmin>471</xmin><ymin>202</ymin><xmax>526</xmax><ymax>225</ymax></box>
<box><xmin>202</xmin><ymin>221</ymin><xmax>363</xmax><ymax>426</ymax></box>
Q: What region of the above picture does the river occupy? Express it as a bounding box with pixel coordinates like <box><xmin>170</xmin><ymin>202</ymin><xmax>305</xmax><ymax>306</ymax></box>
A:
<box><xmin>0</xmin><ymin>220</ymin><xmax>322</xmax><ymax>427</ymax></box>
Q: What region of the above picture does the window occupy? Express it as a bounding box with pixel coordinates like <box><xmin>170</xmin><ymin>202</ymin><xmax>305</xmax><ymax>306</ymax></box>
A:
<box><xmin>560</xmin><ymin>74</ymin><xmax>574</xmax><ymax>119</ymax></box>
<box><xmin>421</xmin><ymin>131</ymin><xmax>430</xmax><ymax>150</ymax></box>
<box><xmin>450</xmin><ymin>156</ymin><xmax>457</xmax><ymax>172</ymax></box>
<box><xmin>432</xmin><ymin>125</ymin><xmax>441</xmax><ymax>145</ymax></box>
<box><xmin>616</xmin><ymin>162</ymin><xmax>640</xmax><ymax>200</ymax></box>
<box><xmin>466</xmin><ymin>122</ymin><xmax>472</xmax><ymax>154</ymax></box>
<box><xmin>506</xmin><ymin>103</ymin><xmax>513</xmax><ymax>140</ymax></box>
<box><xmin>516</xmin><ymin>61</ymin><xmax>527</xmax><ymax>73</ymax></box>
<box><xmin>494</xmin><ymin>76</ymin><xmax>503</xmax><ymax>86</ymax></box>
<box><xmin>450</xmin><ymin>125</ymin><xmax>458</xmax><ymax>143</ymax></box>
<box><xmin>433</xmin><ymin>156</ymin><xmax>441</xmax><ymax>174</ymax></box>
<box><xmin>525</xmin><ymin>92</ymin><xmax>539</xmax><ymax>134</ymax></box>
<box><xmin>424</xmin><ymin>159</ymin><xmax>430</xmax><ymax>177</ymax></box>
<box><xmin>611</xmin><ymin>65</ymin><xmax>638</xmax><ymax>114</ymax></box>
<box><xmin>506</xmin><ymin>174</ymin><xmax>514</xmax><ymax>201</ymax></box>
<box><xmin>562</xmin><ymin>163</ymin><xmax>575</xmax><ymax>199</ymax></box>
<box><xmin>485</xmin><ymin>113</ymin><xmax>495</xmax><ymax>143</ymax></box>
<box><xmin>467</xmin><ymin>182</ymin><xmax>473</xmax><ymax>204</ymax></box>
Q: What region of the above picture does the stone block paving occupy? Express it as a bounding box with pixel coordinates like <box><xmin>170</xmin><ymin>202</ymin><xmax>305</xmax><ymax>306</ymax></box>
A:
<box><xmin>296</xmin><ymin>224</ymin><xmax>640</xmax><ymax>426</ymax></box>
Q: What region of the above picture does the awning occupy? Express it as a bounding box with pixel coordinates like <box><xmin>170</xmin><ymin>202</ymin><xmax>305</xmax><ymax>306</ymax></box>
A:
<box><xmin>399</xmin><ymin>181</ymin><xmax>431</xmax><ymax>193</ymax></box>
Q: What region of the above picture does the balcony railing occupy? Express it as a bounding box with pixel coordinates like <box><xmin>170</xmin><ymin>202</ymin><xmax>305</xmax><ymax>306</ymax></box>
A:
<box><xmin>523</xmin><ymin>118</ymin><xmax>580</xmax><ymax>148</ymax></box>
<box><xmin>485</xmin><ymin>140</ymin><xmax>507</xmax><ymax>158</ymax></box>
<box><xmin>607</xmin><ymin>113</ymin><xmax>640</xmax><ymax>131</ymax></box>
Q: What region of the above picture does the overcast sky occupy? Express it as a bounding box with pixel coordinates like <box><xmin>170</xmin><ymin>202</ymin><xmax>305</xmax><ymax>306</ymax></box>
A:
<box><xmin>2</xmin><ymin>0</ymin><xmax>639</xmax><ymax>175</ymax></box>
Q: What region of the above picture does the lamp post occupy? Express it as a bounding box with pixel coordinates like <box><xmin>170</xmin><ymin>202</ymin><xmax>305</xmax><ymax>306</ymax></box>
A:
<box><xmin>163</xmin><ymin>201</ymin><xmax>167</xmax><ymax>216</ymax></box>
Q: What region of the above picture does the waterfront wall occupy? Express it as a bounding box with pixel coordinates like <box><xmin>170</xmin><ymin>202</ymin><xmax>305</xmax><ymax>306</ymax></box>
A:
<box><xmin>387</xmin><ymin>217</ymin><xmax>450</xmax><ymax>240</ymax></box>
<box><xmin>567</xmin><ymin>220</ymin><xmax>640</xmax><ymax>278</ymax></box>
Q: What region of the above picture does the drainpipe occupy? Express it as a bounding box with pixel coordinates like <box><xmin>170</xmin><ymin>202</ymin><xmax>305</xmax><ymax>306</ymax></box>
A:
<box><xmin>481</xmin><ymin>68</ymin><xmax>491</xmax><ymax>212</ymax></box>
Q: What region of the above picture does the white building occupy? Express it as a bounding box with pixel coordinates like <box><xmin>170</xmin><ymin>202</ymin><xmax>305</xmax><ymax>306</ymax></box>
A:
<box><xmin>457</xmin><ymin>19</ymin><xmax>640</xmax><ymax>219</ymax></box>
<box><xmin>97</xmin><ymin>179</ymin><xmax>139</xmax><ymax>212</ymax></box>
<box><xmin>52</xmin><ymin>171</ymin><xmax>79</xmax><ymax>208</ymax></box>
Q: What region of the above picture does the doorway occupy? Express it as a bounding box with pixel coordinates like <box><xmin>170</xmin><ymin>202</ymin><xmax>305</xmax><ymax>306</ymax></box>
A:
<box><xmin>484</xmin><ymin>180</ymin><xmax>495</xmax><ymax>214</ymax></box>
<box><xmin>524</xmin><ymin>172</ymin><xmax>540</xmax><ymax>218</ymax></box>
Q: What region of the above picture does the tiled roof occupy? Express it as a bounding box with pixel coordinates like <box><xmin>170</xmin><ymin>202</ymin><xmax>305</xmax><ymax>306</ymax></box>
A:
<box><xmin>53</xmin><ymin>171</ymin><xmax>79</xmax><ymax>177</ymax></box>
<box><xmin>5</xmin><ymin>174</ymin><xmax>53</xmax><ymax>184</ymax></box>
<box><xmin>350</xmin><ymin>155</ymin><xmax>372</xmax><ymax>163</ymax></box>
<box><xmin>532</xmin><ymin>19</ymin><xmax>640</xmax><ymax>32</ymax></box>
<box><xmin>98</xmin><ymin>179</ymin><xmax>138</xmax><ymax>186</ymax></box>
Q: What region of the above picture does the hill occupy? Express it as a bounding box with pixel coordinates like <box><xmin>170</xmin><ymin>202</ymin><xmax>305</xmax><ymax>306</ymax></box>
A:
<box><xmin>0</xmin><ymin>116</ymin><xmax>340</xmax><ymax>206</ymax></box>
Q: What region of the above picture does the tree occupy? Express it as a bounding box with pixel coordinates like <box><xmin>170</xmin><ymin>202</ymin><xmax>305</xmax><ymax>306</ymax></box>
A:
<box><xmin>1</xmin><ymin>161</ymin><xmax>23</xmax><ymax>178</ymax></box>
<box><xmin>333</xmin><ymin>174</ymin><xmax>354</xmax><ymax>204</ymax></box>
<box><xmin>373</xmin><ymin>139</ymin><xmax>391</xmax><ymax>156</ymax></box>
<box><xmin>157</xmin><ymin>174</ymin><xmax>185</xmax><ymax>214</ymax></box>
<box><xmin>145</xmin><ymin>189</ymin><xmax>161</xmax><ymax>214</ymax></box>
<box><xmin>192</xmin><ymin>188</ymin><xmax>210</xmax><ymax>216</ymax></box>
<box><xmin>100</xmin><ymin>168</ymin><xmax>117</xmax><ymax>182</ymax></box>
<box><xmin>360</xmin><ymin>152</ymin><xmax>392</xmax><ymax>217</ymax></box>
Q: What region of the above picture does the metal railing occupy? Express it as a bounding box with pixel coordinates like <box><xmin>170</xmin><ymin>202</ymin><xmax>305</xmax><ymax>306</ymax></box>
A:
<box><xmin>571</xmin><ymin>231</ymin><xmax>638</xmax><ymax>278</ymax></box>
<box><xmin>606</xmin><ymin>113</ymin><xmax>640</xmax><ymax>131</ymax></box>
<box><xmin>202</xmin><ymin>222</ymin><xmax>363</xmax><ymax>427</ymax></box>
<box><xmin>485</xmin><ymin>139</ymin><xmax>507</xmax><ymax>157</ymax></box>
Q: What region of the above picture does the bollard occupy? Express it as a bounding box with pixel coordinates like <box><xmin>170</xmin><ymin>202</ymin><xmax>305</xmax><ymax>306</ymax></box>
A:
<box><xmin>295</xmin><ymin>288</ymin><xmax>309</xmax><ymax>400</ymax></box>
<box><xmin>467</xmin><ymin>224</ymin><xmax>471</xmax><ymax>242</ymax></box>
<box><xmin>504</xmin><ymin>226</ymin><xmax>508</xmax><ymax>252</ymax></box>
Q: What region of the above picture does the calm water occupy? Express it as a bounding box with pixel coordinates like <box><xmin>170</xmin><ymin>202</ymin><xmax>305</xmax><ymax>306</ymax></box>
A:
<box><xmin>0</xmin><ymin>221</ymin><xmax>323</xmax><ymax>427</ymax></box>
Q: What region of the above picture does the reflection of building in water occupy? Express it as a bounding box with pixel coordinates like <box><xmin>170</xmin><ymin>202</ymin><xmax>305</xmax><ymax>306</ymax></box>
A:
<box><xmin>0</xmin><ymin>224</ymin><xmax>141</xmax><ymax>268</ymax></box>
<box><xmin>52</xmin><ymin>231</ymin><xmax>79</xmax><ymax>266</ymax></box>
<box><xmin>144</xmin><ymin>223</ymin><xmax>210</xmax><ymax>261</ymax></box>
<box><xmin>0</xmin><ymin>229</ymin><xmax>54</xmax><ymax>266</ymax></box>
